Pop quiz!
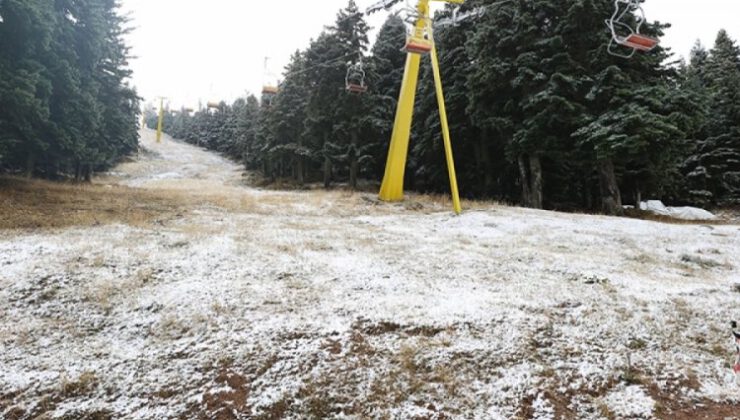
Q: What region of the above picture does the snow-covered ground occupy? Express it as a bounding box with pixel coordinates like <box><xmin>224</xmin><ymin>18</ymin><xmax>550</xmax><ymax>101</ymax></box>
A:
<box><xmin>1</xmin><ymin>130</ymin><xmax>739</xmax><ymax>419</ymax></box>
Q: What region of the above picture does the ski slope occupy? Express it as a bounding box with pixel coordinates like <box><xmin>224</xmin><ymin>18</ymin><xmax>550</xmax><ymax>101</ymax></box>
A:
<box><xmin>1</xmin><ymin>130</ymin><xmax>739</xmax><ymax>419</ymax></box>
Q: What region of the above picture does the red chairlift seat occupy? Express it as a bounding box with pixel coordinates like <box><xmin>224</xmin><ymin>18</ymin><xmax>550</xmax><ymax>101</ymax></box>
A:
<box><xmin>403</xmin><ymin>39</ymin><xmax>433</xmax><ymax>55</ymax></box>
<box><xmin>347</xmin><ymin>83</ymin><xmax>368</xmax><ymax>94</ymax></box>
<box><xmin>620</xmin><ymin>33</ymin><xmax>659</xmax><ymax>51</ymax></box>
<box><xmin>345</xmin><ymin>60</ymin><xmax>368</xmax><ymax>94</ymax></box>
<box><xmin>606</xmin><ymin>0</ymin><xmax>660</xmax><ymax>58</ymax></box>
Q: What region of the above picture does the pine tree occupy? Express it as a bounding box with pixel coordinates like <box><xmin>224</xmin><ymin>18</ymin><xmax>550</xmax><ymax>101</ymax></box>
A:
<box><xmin>467</xmin><ymin>0</ymin><xmax>586</xmax><ymax>209</ymax></box>
<box><xmin>326</xmin><ymin>0</ymin><xmax>371</xmax><ymax>189</ymax></box>
<box><xmin>270</xmin><ymin>51</ymin><xmax>310</xmax><ymax>185</ymax></box>
<box><xmin>0</xmin><ymin>0</ymin><xmax>139</xmax><ymax>179</ymax></box>
<box><xmin>302</xmin><ymin>1</ymin><xmax>370</xmax><ymax>188</ymax></box>
<box><xmin>567</xmin><ymin>0</ymin><xmax>678</xmax><ymax>214</ymax></box>
<box><xmin>366</xmin><ymin>14</ymin><xmax>407</xmax><ymax>182</ymax></box>
<box><xmin>694</xmin><ymin>30</ymin><xmax>740</xmax><ymax>204</ymax></box>
<box><xmin>0</xmin><ymin>0</ymin><xmax>54</xmax><ymax>175</ymax></box>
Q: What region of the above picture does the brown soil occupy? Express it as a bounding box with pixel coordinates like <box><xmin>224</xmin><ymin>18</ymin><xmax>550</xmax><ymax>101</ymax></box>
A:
<box><xmin>658</xmin><ymin>401</ymin><xmax>739</xmax><ymax>420</ymax></box>
<box><xmin>648</xmin><ymin>380</ymin><xmax>739</xmax><ymax>420</ymax></box>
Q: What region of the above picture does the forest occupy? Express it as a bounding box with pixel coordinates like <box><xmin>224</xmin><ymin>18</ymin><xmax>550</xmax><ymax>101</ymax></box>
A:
<box><xmin>0</xmin><ymin>0</ymin><xmax>140</xmax><ymax>181</ymax></box>
<box><xmin>146</xmin><ymin>0</ymin><xmax>740</xmax><ymax>214</ymax></box>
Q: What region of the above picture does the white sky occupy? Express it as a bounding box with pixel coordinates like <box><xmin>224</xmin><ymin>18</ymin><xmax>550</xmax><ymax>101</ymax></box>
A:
<box><xmin>120</xmin><ymin>0</ymin><xmax>739</xmax><ymax>109</ymax></box>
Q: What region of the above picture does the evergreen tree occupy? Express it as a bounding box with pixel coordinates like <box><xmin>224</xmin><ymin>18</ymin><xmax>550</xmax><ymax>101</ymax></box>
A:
<box><xmin>0</xmin><ymin>0</ymin><xmax>54</xmax><ymax>175</ymax></box>
<box><xmin>0</xmin><ymin>0</ymin><xmax>139</xmax><ymax>179</ymax></box>
<box><xmin>702</xmin><ymin>30</ymin><xmax>740</xmax><ymax>203</ymax></box>
<box><xmin>269</xmin><ymin>51</ymin><xmax>310</xmax><ymax>185</ymax></box>
<box><xmin>366</xmin><ymin>14</ymin><xmax>407</xmax><ymax>183</ymax></box>
<box><xmin>150</xmin><ymin>0</ymin><xmax>739</xmax><ymax>213</ymax></box>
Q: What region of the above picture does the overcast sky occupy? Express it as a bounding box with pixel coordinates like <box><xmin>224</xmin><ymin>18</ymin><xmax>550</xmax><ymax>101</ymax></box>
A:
<box><xmin>120</xmin><ymin>0</ymin><xmax>739</xmax><ymax>109</ymax></box>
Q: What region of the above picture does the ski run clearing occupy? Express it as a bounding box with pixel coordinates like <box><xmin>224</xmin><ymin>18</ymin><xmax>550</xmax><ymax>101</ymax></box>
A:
<box><xmin>1</xmin><ymin>130</ymin><xmax>739</xmax><ymax>420</ymax></box>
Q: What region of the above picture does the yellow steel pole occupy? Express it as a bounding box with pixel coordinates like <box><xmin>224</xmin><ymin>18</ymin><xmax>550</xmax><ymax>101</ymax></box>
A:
<box><xmin>379</xmin><ymin>0</ymin><xmax>429</xmax><ymax>202</ymax></box>
<box><xmin>430</xmin><ymin>41</ymin><xmax>462</xmax><ymax>214</ymax></box>
<box><xmin>156</xmin><ymin>98</ymin><xmax>164</xmax><ymax>143</ymax></box>
<box><xmin>379</xmin><ymin>52</ymin><xmax>422</xmax><ymax>202</ymax></box>
<box><xmin>378</xmin><ymin>0</ymin><xmax>463</xmax><ymax>214</ymax></box>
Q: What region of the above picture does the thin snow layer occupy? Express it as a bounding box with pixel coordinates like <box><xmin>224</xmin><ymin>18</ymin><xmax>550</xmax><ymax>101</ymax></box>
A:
<box><xmin>603</xmin><ymin>385</ymin><xmax>655</xmax><ymax>419</ymax></box>
<box><xmin>639</xmin><ymin>200</ymin><xmax>717</xmax><ymax>221</ymax></box>
<box><xmin>1</xmin><ymin>131</ymin><xmax>740</xmax><ymax>419</ymax></box>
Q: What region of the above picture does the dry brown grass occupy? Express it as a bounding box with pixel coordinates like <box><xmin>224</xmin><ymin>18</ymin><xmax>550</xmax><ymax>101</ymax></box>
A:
<box><xmin>0</xmin><ymin>174</ymin><xmax>497</xmax><ymax>231</ymax></box>
<box><xmin>0</xmin><ymin>177</ymin><xmax>188</xmax><ymax>230</ymax></box>
<box><xmin>60</xmin><ymin>371</ymin><xmax>98</xmax><ymax>398</ymax></box>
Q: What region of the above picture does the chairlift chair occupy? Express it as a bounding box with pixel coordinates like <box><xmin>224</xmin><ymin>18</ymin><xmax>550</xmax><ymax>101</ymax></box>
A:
<box><xmin>605</xmin><ymin>0</ymin><xmax>659</xmax><ymax>58</ymax></box>
<box><xmin>346</xmin><ymin>61</ymin><xmax>368</xmax><ymax>94</ymax></box>
<box><xmin>401</xmin><ymin>2</ymin><xmax>434</xmax><ymax>55</ymax></box>
<box><xmin>403</xmin><ymin>19</ymin><xmax>433</xmax><ymax>54</ymax></box>
<box><xmin>262</xmin><ymin>57</ymin><xmax>279</xmax><ymax>101</ymax></box>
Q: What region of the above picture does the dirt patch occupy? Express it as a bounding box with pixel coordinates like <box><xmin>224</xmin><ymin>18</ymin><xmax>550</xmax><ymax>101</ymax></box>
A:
<box><xmin>181</xmin><ymin>369</ymin><xmax>251</xmax><ymax>420</ymax></box>
<box><xmin>646</xmin><ymin>380</ymin><xmax>739</xmax><ymax>419</ymax></box>
<box><xmin>356</xmin><ymin>320</ymin><xmax>444</xmax><ymax>337</ymax></box>
<box><xmin>0</xmin><ymin>176</ymin><xmax>188</xmax><ymax>230</ymax></box>
<box><xmin>656</xmin><ymin>400</ymin><xmax>739</xmax><ymax>420</ymax></box>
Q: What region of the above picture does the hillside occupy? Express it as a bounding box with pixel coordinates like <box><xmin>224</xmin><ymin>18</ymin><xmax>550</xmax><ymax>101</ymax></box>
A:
<box><xmin>1</xmin><ymin>130</ymin><xmax>739</xmax><ymax>419</ymax></box>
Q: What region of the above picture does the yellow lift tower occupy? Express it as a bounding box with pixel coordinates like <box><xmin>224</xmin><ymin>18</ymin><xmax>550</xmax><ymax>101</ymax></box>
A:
<box><xmin>155</xmin><ymin>97</ymin><xmax>166</xmax><ymax>144</ymax></box>
<box><xmin>378</xmin><ymin>0</ymin><xmax>464</xmax><ymax>214</ymax></box>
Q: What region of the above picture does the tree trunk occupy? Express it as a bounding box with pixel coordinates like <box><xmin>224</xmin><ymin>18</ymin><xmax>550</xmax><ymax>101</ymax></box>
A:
<box><xmin>583</xmin><ymin>173</ymin><xmax>593</xmax><ymax>210</ymax></box>
<box><xmin>75</xmin><ymin>161</ymin><xmax>83</xmax><ymax>183</ymax></box>
<box><xmin>296</xmin><ymin>157</ymin><xmax>305</xmax><ymax>187</ymax></box>
<box><xmin>529</xmin><ymin>154</ymin><xmax>543</xmax><ymax>209</ymax></box>
<box><xmin>518</xmin><ymin>154</ymin><xmax>532</xmax><ymax>207</ymax></box>
<box><xmin>479</xmin><ymin>130</ymin><xmax>494</xmax><ymax>195</ymax></box>
<box><xmin>349</xmin><ymin>130</ymin><xmax>359</xmax><ymax>190</ymax></box>
<box><xmin>597</xmin><ymin>158</ymin><xmax>623</xmax><ymax>216</ymax></box>
<box><xmin>349</xmin><ymin>158</ymin><xmax>358</xmax><ymax>190</ymax></box>
<box><xmin>323</xmin><ymin>156</ymin><xmax>332</xmax><ymax>189</ymax></box>
<box><xmin>24</xmin><ymin>152</ymin><xmax>36</xmax><ymax>178</ymax></box>
<box><xmin>84</xmin><ymin>164</ymin><xmax>92</xmax><ymax>183</ymax></box>
<box><xmin>264</xmin><ymin>159</ymin><xmax>274</xmax><ymax>182</ymax></box>
<box><xmin>633</xmin><ymin>180</ymin><xmax>642</xmax><ymax>207</ymax></box>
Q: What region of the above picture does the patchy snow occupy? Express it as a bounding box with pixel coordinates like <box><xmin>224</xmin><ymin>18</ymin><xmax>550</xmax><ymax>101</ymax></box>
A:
<box><xmin>603</xmin><ymin>385</ymin><xmax>655</xmax><ymax>418</ymax></box>
<box><xmin>1</xmin><ymin>130</ymin><xmax>739</xmax><ymax>419</ymax></box>
<box><xmin>638</xmin><ymin>200</ymin><xmax>718</xmax><ymax>221</ymax></box>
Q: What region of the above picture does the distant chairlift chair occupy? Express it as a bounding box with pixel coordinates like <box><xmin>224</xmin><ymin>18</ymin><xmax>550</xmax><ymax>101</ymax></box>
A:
<box><xmin>346</xmin><ymin>61</ymin><xmax>368</xmax><ymax>94</ymax></box>
<box><xmin>606</xmin><ymin>0</ymin><xmax>659</xmax><ymax>58</ymax></box>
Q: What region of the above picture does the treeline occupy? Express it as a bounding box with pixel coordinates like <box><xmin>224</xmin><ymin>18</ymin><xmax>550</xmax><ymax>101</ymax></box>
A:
<box><xmin>149</xmin><ymin>0</ymin><xmax>740</xmax><ymax>213</ymax></box>
<box><xmin>0</xmin><ymin>0</ymin><xmax>140</xmax><ymax>180</ymax></box>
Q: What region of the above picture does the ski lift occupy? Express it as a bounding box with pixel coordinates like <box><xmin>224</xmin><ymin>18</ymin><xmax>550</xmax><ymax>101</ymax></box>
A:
<box><xmin>346</xmin><ymin>59</ymin><xmax>368</xmax><ymax>94</ymax></box>
<box><xmin>400</xmin><ymin>1</ymin><xmax>434</xmax><ymax>55</ymax></box>
<box><xmin>404</xmin><ymin>17</ymin><xmax>433</xmax><ymax>54</ymax></box>
<box><xmin>404</xmin><ymin>29</ymin><xmax>433</xmax><ymax>55</ymax></box>
<box><xmin>605</xmin><ymin>0</ymin><xmax>659</xmax><ymax>58</ymax></box>
<box><xmin>262</xmin><ymin>57</ymin><xmax>279</xmax><ymax>100</ymax></box>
